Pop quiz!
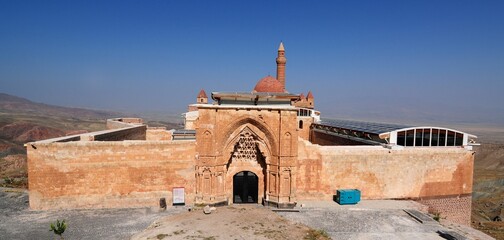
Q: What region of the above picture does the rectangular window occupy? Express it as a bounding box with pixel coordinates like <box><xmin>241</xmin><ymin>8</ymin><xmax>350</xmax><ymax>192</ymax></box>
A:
<box><xmin>455</xmin><ymin>132</ymin><xmax>463</xmax><ymax>146</ymax></box>
<box><xmin>447</xmin><ymin>131</ymin><xmax>455</xmax><ymax>146</ymax></box>
<box><xmin>431</xmin><ymin>129</ymin><xmax>439</xmax><ymax>146</ymax></box>
<box><xmin>396</xmin><ymin>131</ymin><xmax>406</xmax><ymax>146</ymax></box>
<box><xmin>423</xmin><ymin>128</ymin><xmax>431</xmax><ymax>146</ymax></box>
<box><xmin>406</xmin><ymin>130</ymin><xmax>415</xmax><ymax>146</ymax></box>
<box><xmin>439</xmin><ymin>130</ymin><xmax>447</xmax><ymax>146</ymax></box>
<box><xmin>415</xmin><ymin>129</ymin><xmax>423</xmax><ymax>146</ymax></box>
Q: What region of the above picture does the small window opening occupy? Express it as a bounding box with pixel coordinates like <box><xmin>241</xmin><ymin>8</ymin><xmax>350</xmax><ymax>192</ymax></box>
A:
<box><xmin>299</xmin><ymin>120</ymin><xmax>304</xmax><ymax>129</ymax></box>
<box><xmin>397</xmin><ymin>131</ymin><xmax>406</xmax><ymax>146</ymax></box>
<box><xmin>439</xmin><ymin>130</ymin><xmax>447</xmax><ymax>146</ymax></box>
<box><xmin>406</xmin><ymin>130</ymin><xmax>415</xmax><ymax>146</ymax></box>
<box><xmin>455</xmin><ymin>132</ymin><xmax>463</xmax><ymax>146</ymax></box>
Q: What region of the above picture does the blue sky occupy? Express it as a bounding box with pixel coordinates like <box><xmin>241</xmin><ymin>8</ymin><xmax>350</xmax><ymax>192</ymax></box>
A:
<box><xmin>1</xmin><ymin>1</ymin><xmax>503</xmax><ymax>124</ymax></box>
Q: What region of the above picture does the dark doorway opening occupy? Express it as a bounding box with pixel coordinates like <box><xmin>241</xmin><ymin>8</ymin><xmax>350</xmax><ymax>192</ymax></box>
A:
<box><xmin>233</xmin><ymin>171</ymin><xmax>258</xmax><ymax>203</ymax></box>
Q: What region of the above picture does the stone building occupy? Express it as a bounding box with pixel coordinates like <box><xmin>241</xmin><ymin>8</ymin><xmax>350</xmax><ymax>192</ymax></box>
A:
<box><xmin>26</xmin><ymin>43</ymin><xmax>477</xmax><ymax>225</ymax></box>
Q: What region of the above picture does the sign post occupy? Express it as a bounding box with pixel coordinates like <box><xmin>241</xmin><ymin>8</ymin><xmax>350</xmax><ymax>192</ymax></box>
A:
<box><xmin>172</xmin><ymin>187</ymin><xmax>185</xmax><ymax>206</ymax></box>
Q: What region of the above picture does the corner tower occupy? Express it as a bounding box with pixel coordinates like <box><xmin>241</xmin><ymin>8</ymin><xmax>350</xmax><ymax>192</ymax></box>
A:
<box><xmin>197</xmin><ymin>89</ymin><xmax>208</xmax><ymax>104</ymax></box>
<box><xmin>276</xmin><ymin>42</ymin><xmax>287</xmax><ymax>91</ymax></box>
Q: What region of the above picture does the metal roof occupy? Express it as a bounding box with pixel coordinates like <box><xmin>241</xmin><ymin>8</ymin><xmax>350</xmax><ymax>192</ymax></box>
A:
<box><xmin>319</xmin><ymin>118</ymin><xmax>412</xmax><ymax>135</ymax></box>
<box><xmin>212</xmin><ymin>91</ymin><xmax>298</xmax><ymax>97</ymax></box>
<box><xmin>314</xmin><ymin>118</ymin><xmax>477</xmax><ymax>147</ymax></box>
<box><xmin>212</xmin><ymin>92</ymin><xmax>300</xmax><ymax>102</ymax></box>
<box><xmin>172</xmin><ymin>129</ymin><xmax>196</xmax><ymax>140</ymax></box>
<box><xmin>173</xmin><ymin>129</ymin><xmax>196</xmax><ymax>135</ymax></box>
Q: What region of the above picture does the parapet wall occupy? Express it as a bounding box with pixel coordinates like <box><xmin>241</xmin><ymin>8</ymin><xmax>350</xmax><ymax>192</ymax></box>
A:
<box><xmin>296</xmin><ymin>139</ymin><xmax>474</xmax><ymax>225</ymax></box>
<box><xmin>146</xmin><ymin>127</ymin><xmax>172</xmax><ymax>141</ymax></box>
<box><xmin>82</xmin><ymin>125</ymin><xmax>147</xmax><ymax>141</ymax></box>
<box><xmin>27</xmin><ymin>140</ymin><xmax>196</xmax><ymax>210</ymax></box>
<box><xmin>106</xmin><ymin>118</ymin><xmax>144</xmax><ymax>130</ymax></box>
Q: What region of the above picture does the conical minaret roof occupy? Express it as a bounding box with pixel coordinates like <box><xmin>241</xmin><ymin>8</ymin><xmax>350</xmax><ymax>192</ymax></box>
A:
<box><xmin>278</xmin><ymin>42</ymin><xmax>285</xmax><ymax>51</ymax></box>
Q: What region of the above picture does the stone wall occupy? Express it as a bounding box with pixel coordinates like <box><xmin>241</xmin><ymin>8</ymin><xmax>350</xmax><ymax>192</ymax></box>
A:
<box><xmin>146</xmin><ymin>127</ymin><xmax>172</xmax><ymax>141</ymax></box>
<box><xmin>297</xmin><ymin>117</ymin><xmax>312</xmax><ymax>141</ymax></box>
<box><xmin>296</xmin><ymin>138</ymin><xmax>474</xmax><ymax>224</ymax></box>
<box><xmin>85</xmin><ymin>126</ymin><xmax>147</xmax><ymax>141</ymax></box>
<box><xmin>106</xmin><ymin>118</ymin><xmax>144</xmax><ymax>130</ymax></box>
<box><xmin>27</xmin><ymin>140</ymin><xmax>196</xmax><ymax>210</ymax></box>
<box><xmin>416</xmin><ymin>194</ymin><xmax>472</xmax><ymax>225</ymax></box>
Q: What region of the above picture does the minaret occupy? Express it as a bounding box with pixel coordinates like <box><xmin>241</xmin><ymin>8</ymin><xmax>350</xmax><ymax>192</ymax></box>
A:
<box><xmin>276</xmin><ymin>42</ymin><xmax>287</xmax><ymax>91</ymax></box>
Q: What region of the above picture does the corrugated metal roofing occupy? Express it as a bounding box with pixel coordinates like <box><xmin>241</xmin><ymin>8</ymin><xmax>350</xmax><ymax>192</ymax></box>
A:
<box><xmin>212</xmin><ymin>92</ymin><xmax>299</xmax><ymax>98</ymax></box>
<box><xmin>319</xmin><ymin>118</ymin><xmax>412</xmax><ymax>135</ymax></box>
<box><xmin>173</xmin><ymin>129</ymin><xmax>196</xmax><ymax>135</ymax></box>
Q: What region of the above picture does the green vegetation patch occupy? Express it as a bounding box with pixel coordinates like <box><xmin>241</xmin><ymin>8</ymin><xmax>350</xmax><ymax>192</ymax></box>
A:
<box><xmin>305</xmin><ymin>229</ymin><xmax>331</xmax><ymax>240</ymax></box>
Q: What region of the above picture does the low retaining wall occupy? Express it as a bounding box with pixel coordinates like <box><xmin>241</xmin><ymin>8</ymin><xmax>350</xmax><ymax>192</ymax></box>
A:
<box><xmin>416</xmin><ymin>194</ymin><xmax>472</xmax><ymax>225</ymax></box>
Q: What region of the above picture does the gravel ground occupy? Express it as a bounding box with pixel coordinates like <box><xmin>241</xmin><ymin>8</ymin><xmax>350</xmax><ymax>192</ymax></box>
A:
<box><xmin>131</xmin><ymin>205</ymin><xmax>314</xmax><ymax>240</ymax></box>
<box><xmin>278</xmin><ymin>207</ymin><xmax>444</xmax><ymax>239</ymax></box>
<box><xmin>0</xmin><ymin>188</ymin><xmax>185</xmax><ymax>240</ymax></box>
<box><xmin>277</xmin><ymin>200</ymin><xmax>495</xmax><ymax>240</ymax></box>
<box><xmin>0</xmin><ymin>188</ymin><xmax>494</xmax><ymax>240</ymax></box>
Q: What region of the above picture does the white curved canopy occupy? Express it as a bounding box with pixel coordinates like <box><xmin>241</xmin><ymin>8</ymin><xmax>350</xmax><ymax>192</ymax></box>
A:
<box><xmin>380</xmin><ymin>127</ymin><xmax>477</xmax><ymax>147</ymax></box>
<box><xmin>315</xmin><ymin>118</ymin><xmax>477</xmax><ymax>147</ymax></box>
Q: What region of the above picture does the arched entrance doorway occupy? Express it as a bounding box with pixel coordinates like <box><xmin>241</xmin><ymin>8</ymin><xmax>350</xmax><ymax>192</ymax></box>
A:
<box><xmin>233</xmin><ymin>171</ymin><xmax>258</xmax><ymax>203</ymax></box>
<box><xmin>225</xmin><ymin>126</ymin><xmax>269</xmax><ymax>204</ymax></box>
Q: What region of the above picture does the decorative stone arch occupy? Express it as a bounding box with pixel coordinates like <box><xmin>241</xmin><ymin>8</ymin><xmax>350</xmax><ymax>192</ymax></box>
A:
<box><xmin>218</xmin><ymin>116</ymin><xmax>278</xmax><ymax>157</ymax></box>
<box><xmin>222</xmin><ymin>125</ymin><xmax>270</xmax><ymax>204</ymax></box>
<box><xmin>222</xmin><ymin>125</ymin><xmax>273</xmax><ymax>165</ymax></box>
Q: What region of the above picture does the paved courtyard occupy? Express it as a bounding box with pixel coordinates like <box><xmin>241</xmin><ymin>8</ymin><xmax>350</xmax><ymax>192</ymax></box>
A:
<box><xmin>0</xmin><ymin>188</ymin><xmax>494</xmax><ymax>240</ymax></box>
<box><xmin>278</xmin><ymin>200</ymin><xmax>494</xmax><ymax>240</ymax></box>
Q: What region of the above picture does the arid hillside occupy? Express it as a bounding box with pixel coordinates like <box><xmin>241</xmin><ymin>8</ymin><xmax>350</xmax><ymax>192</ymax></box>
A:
<box><xmin>0</xmin><ymin>93</ymin><xmax>123</xmax><ymax>119</ymax></box>
<box><xmin>472</xmin><ymin>142</ymin><xmax>504</xmax><ymax>239</ymax></box>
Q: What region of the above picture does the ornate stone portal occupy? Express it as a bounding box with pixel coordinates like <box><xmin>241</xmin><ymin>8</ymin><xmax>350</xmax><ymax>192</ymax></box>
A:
<box><xmin>226</xmin><ymin>128</ymin><xmax>267</xmax><ymax>204</ymax></box>
<box><xmin>194</xmin><ymin>110</ymin><xmax>298</xmax><ymax>208</ymax></box>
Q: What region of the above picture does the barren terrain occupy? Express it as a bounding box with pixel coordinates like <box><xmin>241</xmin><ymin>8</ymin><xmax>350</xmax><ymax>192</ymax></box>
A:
<box><xmin>471</xmin><ymin>142</ymin><xmax>504</xmax><ymax>239</ymax></box>
<box><xmin>131</xmin><ymin>205</ymin><xmax>316</xmax><ymax>240</ymax></box>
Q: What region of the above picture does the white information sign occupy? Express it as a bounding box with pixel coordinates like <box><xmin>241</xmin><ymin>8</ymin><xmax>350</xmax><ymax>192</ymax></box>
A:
<box><xmin>173</xmin><ymin>187</ymin><xmax>185</xmax><ymax>205</ymax></box>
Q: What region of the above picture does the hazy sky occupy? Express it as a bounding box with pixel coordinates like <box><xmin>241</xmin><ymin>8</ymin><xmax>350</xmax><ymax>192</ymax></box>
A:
<box><xmin>1</xmin><ymin>1</ymin><xmax>503</xmax><ymax>124</ymax></box>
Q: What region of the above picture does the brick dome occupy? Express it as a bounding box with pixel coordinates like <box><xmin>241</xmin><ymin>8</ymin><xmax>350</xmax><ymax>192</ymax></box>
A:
<box><xmin>253</xmin><ymin>76</ymin><xmax>284</xmax><ymax>93</ymax></box>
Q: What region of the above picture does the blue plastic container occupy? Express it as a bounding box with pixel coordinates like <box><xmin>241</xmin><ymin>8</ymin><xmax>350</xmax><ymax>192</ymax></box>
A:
<box><xmin>334</xmin><ymin>189</ymin><xmax>361</xmax><ymax>205</ymax></box>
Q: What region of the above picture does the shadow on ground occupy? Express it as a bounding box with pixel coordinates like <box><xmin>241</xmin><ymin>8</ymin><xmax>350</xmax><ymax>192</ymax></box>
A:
<box><xmin>0</xmin><ymin>187</ymin><xmax>184</xmax><ymax>240</ymax></box>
